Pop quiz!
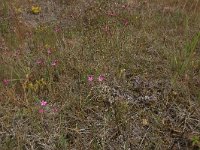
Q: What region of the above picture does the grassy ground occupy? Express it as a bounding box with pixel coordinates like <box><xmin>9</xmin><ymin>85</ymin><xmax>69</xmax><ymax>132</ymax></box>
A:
<box><xmin>0</xmin><ymin>0</ymin><xmax>200</xmax><ymax>149</ymax></box>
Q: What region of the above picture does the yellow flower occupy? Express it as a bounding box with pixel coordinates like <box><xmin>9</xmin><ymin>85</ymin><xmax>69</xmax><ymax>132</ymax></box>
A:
<box><xmin>40</xmin><ymin>78</ymin><xmax>46</xmax><ymax>85</ymax></box>
<box><xmin>28</xmin><ymin>83</ymin><xmax>34</xmax><ymax>90</ymax></box>
<box><xmin>119</xmin><ymin>68</ymin><xmax>126</xmax><ymax>78</ymax></box>
<box><xmin>15</xmin><ymin>7</ymin><xmax>23</xmax><ymax>13</ymax></box>
<box><xmin>31</xmin><ymin>6</ymin><xmax>41</xmax><ymax>14</ymax></box>
<box><xmin>142</xmin><ymin>118</ymin><xmax>149</xmax><ymax>126</ymax></box>
<box><xmin>36</xmin><ymin>78</ymin><xmax>46</xmax><ymax>86</ymax></box>
<box><xmin>45</xmin><ymin>44</ymin><xmax>50</xmax><ymax>48</ymax></box>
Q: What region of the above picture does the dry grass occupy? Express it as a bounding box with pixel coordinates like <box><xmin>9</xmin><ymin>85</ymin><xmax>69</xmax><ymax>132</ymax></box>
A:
<box><xmin>0</xmin><ymin>0</ymin><xmax>200</xmax><ymax>149</ymax></box>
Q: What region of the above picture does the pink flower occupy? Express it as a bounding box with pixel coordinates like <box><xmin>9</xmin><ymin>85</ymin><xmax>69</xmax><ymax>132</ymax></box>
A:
<box><xmin>107</xmin><ymin>11</ymin><xmax>117</xmax><ymax>17</ymax></box>
<box><xmin>39</xmin><ymin>109</ymin><xmax>44</xmax><ymax>114</ymax></box>
<box><xmin>36</xmin><ymin>59</ymin><xmax>43</xmax><ymax>65</ymax></box>
<box><xmin>87</xmin><ymin>75</ymin><xmax>94</xmax><ymax>82</ymax></box>
<box><xmin>47</xmin><ymin>49</ymin><xmax>51</xmax><ymax>55</ymax></box>
<box><xmin>98</xmin><ymin>75</ymin><xmax>105</xmax><ymax>82</ymax></box>
<box><xmin>122</xmin><ymin>4</ymin><xmax>128</xmax><ymax>9</ymax></box>
<box><xmin>51</xmin><ymin>60</ymin><xmax>58</xmax><ymax>66</ymax></box>
<box><xmin>54</xmin><ymin>26</ymin><xmax>61</xmax><ymax>33</ymax></box>
<box><xmin>122</xmin><ymin>19</ymin><xmax>129</xmax><ymax>26</ymax></box>
<box><xmin>3</xmin><ymin>79</ymin><xmax>9</xmax><ymax>86</ymax></box>
<box><xmin>52</xmin><ymin>108</ymin><xmax>58</xmax><ymax>113</ymax></box>
<box><xmin>40</xmin><ymin>100</ymin><xmax>47</xmax><ymax>106</ymax></box>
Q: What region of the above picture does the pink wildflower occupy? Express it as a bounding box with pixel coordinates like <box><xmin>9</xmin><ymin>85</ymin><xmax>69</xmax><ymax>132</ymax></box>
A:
<box><xmin>54</xmin><ymin>26</ymin><xmax>61</xmax><ymax>33</ymax></box>
<box><xmin>36</xmin><ymin>59</ymin><xmax>43</xmax><ymax>65</ymax></box>
<box><xmin>52</xmin><ymin>108</ymin><xmax>58</xmax><ymax>113</ymax></box>
<box><xmin>40</xmin><ymin>100</ymin><xmax>47</xmax><ymax>106</ymax></box>
<box><xmin>122</xmin><ymin>19</ymin><xmax>129</xmax><ymax>26</ymax></box>
<box><xmin>3</xmin><ymin>79</ymin><xmax>9</xmax><ymax>86</ymax></box>
<box><xmin>87</xmin><ymin>75</ymin><xmax>94</xmax><ymax>82</ymax></box>
<box><xmin>47</xmin><ymin>49</ymin><xmax>51</xmax><ymax>55</ymax></box>
<box><xmin>98</xmin><ymin>75</ymin><xmax>105</xmax><ymax>82</ymax></box>
<box><xmin>39</xmin><ymin>109</ymin><xmax>44</xmax><ymax>114</ymax></box>
<box><xmin>51</xmin><ymin>60</ymin><xmax>58</xmax><ymax>66</ymax></box>
<box><xmin>122</xmin><ymin>4</ymin><xmax>128</xmax><ymax>9</ymax></box>
<box><xmin>107</xmin><ymin>11</ymin><xmax>117</xmax><ymax>17</ymax></box>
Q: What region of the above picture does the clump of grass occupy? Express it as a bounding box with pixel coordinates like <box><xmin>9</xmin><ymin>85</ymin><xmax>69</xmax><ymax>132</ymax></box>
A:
<box><xmin>171</xmin><ymin>32</ymin><xmax>200</xmax><ymax>77</ymax></box>
<box><xmin>0</xmin><ymin>0</ymin><xmax>200</xmax><ymax>149</ymax></box>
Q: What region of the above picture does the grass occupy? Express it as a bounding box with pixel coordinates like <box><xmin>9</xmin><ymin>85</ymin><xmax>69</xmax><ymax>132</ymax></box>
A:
<box><xmin>0</xmin><ymin>0</ymin><xmax>200</xmax><ymax>149</ymax></box>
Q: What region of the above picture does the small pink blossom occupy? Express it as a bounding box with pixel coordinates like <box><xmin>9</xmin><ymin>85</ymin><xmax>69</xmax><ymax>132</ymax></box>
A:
<box><xmin>39</xmin><ymin>109</ymin><xmax>44</xmax><ymax>114</ymax></box>
<box><xmin>54</xmin><ymin>26</ymin><xmax>61</xmax><ymax>33</ymax></box>
<box><xmin>52</xmin><ymin>108</ymin><xmax>58</xmax><ymax>113</ymax></box>
<box><xmin>47</xmin><ymin>49</ymin><xmax>51</xmax><ymax>55</ymax></box>
<box><xmin>36</xmin><ymin>59</ymin><xmax>43</xmax><ymax>65</ymax></box>
<box><xmin>87</xmin><ymin>75</ymin><xmax>94</xmax><ymax>82</ymax></box>
<box><xmin>98</xmin><ymin>75</ymin><xmax>105</xmax><ymax>82</ymax></box>
<box><xmin>51</xmin><ymin>60</ymin><xmax>58</xmax><ymax>66</ymax></box>
<box><xmin>122</xmin><ymin>19</ymin><xmax>129</xmax><ymax>26</ymax></box>
<box><xmin>122</xmin><ymin>4</ymin><xmax>128</xmax><ymax>9</ymax></box>
<box><xmin>3</xmin><ymin>79</ymin><xmax>9</xmax><ymax>86</ymax></box>
<box><xmin>40</xmin><ymin>100</ymin><xmax>47</xmax><ymax>106</ymax></box>
<box><xmin>107</xmin><ymin>11</ymin><xmax>117</xmax><ymax>17</ymax></box>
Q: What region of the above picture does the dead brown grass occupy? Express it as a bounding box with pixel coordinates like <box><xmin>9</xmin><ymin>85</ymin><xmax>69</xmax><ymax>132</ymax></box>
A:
<box><xmin>0</xmin><ymin>0</ymin><xmax>200</xmax><ymax>149</ymax></box>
